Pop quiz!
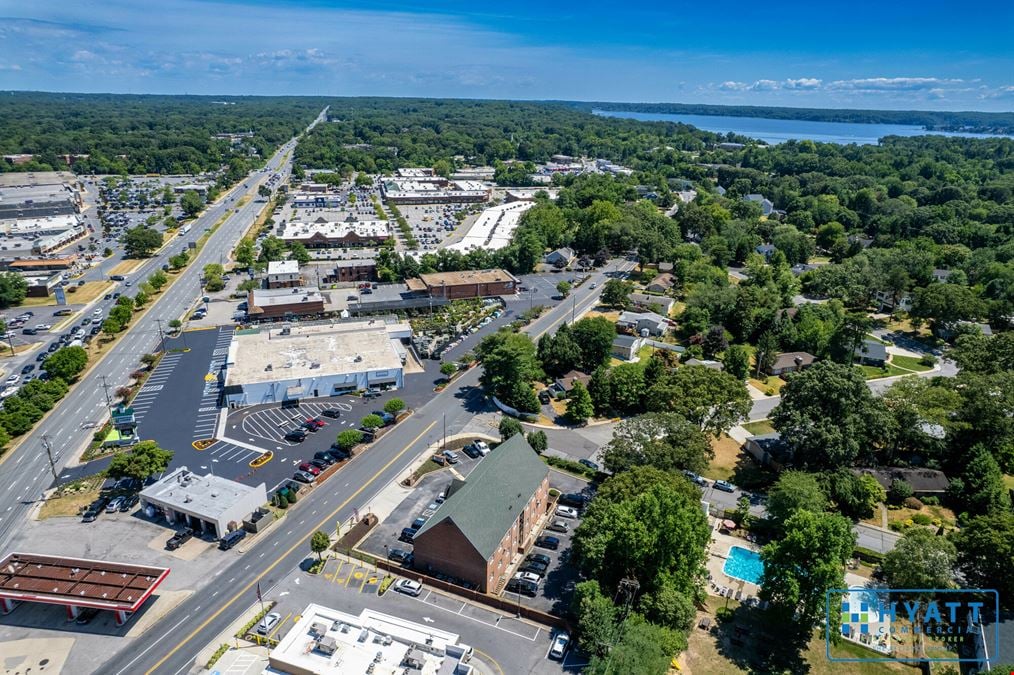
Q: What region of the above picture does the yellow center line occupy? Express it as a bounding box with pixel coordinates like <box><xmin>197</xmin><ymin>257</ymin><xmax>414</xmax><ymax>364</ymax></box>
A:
<box><xmin>145</xmin><ymin>419</ymin><xmax>437</xmax><ymax>674</ymax></box>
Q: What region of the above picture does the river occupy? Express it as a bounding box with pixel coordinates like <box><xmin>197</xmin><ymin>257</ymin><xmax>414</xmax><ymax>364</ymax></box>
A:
<box><xmin>593</xmin><ymin>109</ymin><xmax>1009</xmax><ymax>145</ymax></box>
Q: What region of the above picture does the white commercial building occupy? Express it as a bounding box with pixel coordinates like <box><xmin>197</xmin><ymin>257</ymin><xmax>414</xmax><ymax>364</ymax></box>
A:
<box><xmin>277</xmin><ymin>220</ymin><xmax>392</xmax><ymax>248</ymax></box>
<box><xmin>291</xmin><ymin>193</ymin><xmax>345</xmax><ymax>209</ymax></box>
<box><xmin>381</xmin><ymin>178</ymin><xmax>490</xmax><ymax>204</ymax></box>
<box><xmin>269</xmin><ymin>603</ymin><xmax>474</xmax><ymax>675</ymax></box>
<box><xmin>444</xmin><ymin>201</ymin><xmax>535</xmax><ymax>253</ymax></box>
<box><xmin>266</xmin><ymin>260</ymin><xmax>301</xmax><ymax>288</ymax></box>
<box><xmin>0</xmin><ymin>214</ymin><xmax>87</xmax><ymax>254</ymax></box>
<box><xmin>223</xmin><ymin>321</ymin><xmax>410</xmax><ymax>406</ymax></box>
<box><xmin>139</xmin><ymin>467</ymin><xmax>266</xmax><ymax>539</ymax></box>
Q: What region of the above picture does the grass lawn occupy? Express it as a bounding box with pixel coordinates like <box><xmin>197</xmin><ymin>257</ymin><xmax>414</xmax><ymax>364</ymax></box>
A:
<box><xmin>64</xmin><ymin>280</ymin><xmax>115</xmax><ymax>305</ymax></box>
<box><xmin>742</xmin><ymin>420</ymin><xmax>775</xmax><ymax>436</ymax></box>
<box><xmin>885</xmin><ymin>502</ymin><xmax>957</xmax><ymax>531</ymax></box>
<box><xmin>858</xmin><ymin>364</ymin><xmax>910</xmax><ymax>380</ymax></box>
<box><xmin>1005</xmin><ymin>474</ymin><xmax>1014</xmax><ymax>491</ymax></box>
<box><xmin>410</xmin><ymin>458</ymin><xmax>445</xmax><ymax>482</ymax></box>
<box><xmin>0</xmin><ymin>343</ymin><xmax>38</xmax><ymax>359</ymax></box>
<box><xmin>15</xmin><ymin>295</ymin><xmax>57</xmax><ymax>308</ymax></box>
<box><xmin>889</xmin><ymin>354</ymin><xmax>932</xmax><ymax>372</ymax></box>
<box><xmin>585</xmin><ymin>309</ymin><xmax>620</xmax><ymax>322</ymax></box>
<box><xmin>705</xmin><ymin>435</ymin><xmax>744</xmax><ymax>481</ymax></box>
<box><xmin>39</xmin><ymin>475</ymin><xmax>105</xmax><ymax>519</ymax></box>
<box><xmin>684</xmin><ymin>597</ymin><xmax>918</xmax><ymax>675</ymax></box>
<box><xmin>107</xmin><ymin>259</ymin><xmax>147</xmax><ymax>276</ymax></box>
<box><xmin>748</xmin><ymin>376</ymin><xmax>785</xmax><ymax>395</ymax></box>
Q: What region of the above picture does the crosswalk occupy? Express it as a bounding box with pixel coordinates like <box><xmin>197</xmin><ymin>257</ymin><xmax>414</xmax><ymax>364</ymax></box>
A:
<box><xmin>192</xmin><ymin>329</ymin><xmax>234</xmax><ymax>441</ymax></box>
<box><xmin>200</xmin><ymin>440</ymin><xmax>260</xmax><ymax>464</ymax></box>
<box><xmin>130</xmin><ymin>352</ymin><xmax>183</xmax><ymax>422</ymax></box>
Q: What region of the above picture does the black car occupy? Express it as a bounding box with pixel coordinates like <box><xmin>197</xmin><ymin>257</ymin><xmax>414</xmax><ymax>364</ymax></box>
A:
<box><xmin>320</xmin><ymin>408</ymin><xmax>341</xmax><ymax>419</ymax></box>
<box><xmin>119</xmin><ymin>494</ymin><xmax>139</xmax><ymax>512</ymax></box>
<box><xmin>506</xmin><ymin>578</ymin><xmax>538</xmax><ymax>597</ymax></box>
<box><xmin>328</xmin><ymin>444</ymin><xmax>351</xmax><ymax>460</ymax></box>
<box><xmin>308</xmin><ymin>458</ymin><xmax>329</xmax><ymax>471</ymax></box>
<box><xmin>21</xmin><ymin>328</ymin><xmax>38</xmax><ymax>335</ymax></box>
<box><xmin>47</xmin><ymin>343</ymin><xmax>59</xmax><ymax>352</ymax></box>
<box><xmin>526</xmin><ymin>552</ymin><xmax>552</xmax><ymax>566</ymax></box>
<box><xmin>558</xmin><ymin>492</ymin><xmax>590</xmax><ymax>509</ymax></box>
<box><xmin>82</xmin><ymin>496</ymin><xmax>110</xmax><ymax>522</ymax></box>
<box><xmin>387</xmin><ymin>548</ymin><xmax>413</xmax><ymax>564</ymax></box>
<box><xmin>535</xmin><ymin>535</ymin><xmax>560</xmax><ymax>550</ymax></box>
<box><xmin>285</xmin><ymin>429</ymin><xmax>307</xmax><ymax>442</ymax></box>
<box><xmin>166</xmin><ymin>527</ymin><xmax>194</xmax><ymax>550</ymax></box>
<box><xmin>35</xmin><ymin>352</ymin><xmax>47</xmax><ymax>362</ymax></box>
<box><xmin>20</xmin><ymin>364</ymin><xmax>34</xmax><ymax>375</ymax></box>
<box><xmin>520</xmin><ymin>559</ymin><xmax>549</xmax><ymax>576</ymax></box>
<box><xmin>578</xmin><ymin>458</ymin><xmax>600</xmax><ymax>471</ymax></box>
<box><xmin>313</xmin><ymin>451</ymin><xmax>336</xmax><ymax>466</ymax></box>
<box><xmin>398</xmin><ymin>527</ymin><xmax>419</xmax><ymax>543</ymax></box>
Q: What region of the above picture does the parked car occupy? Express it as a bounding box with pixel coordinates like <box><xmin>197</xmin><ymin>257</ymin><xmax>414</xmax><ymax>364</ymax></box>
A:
<box><xmin>21</xmin><ymin>327</ymin><xmax>38</xmax><ymax>335</ymax></box>
<box><xmin>284</xmin><ymin>429</ymin><xmax>307</xmax><ymax>442</ymax></box>
<box><xmin>558</xmin><ymin>493</ymin><xmax>589</xmax><ymax>509</ymax></box>
<box><xmin>526</xmin><ymin>552</ymin><xmax>551</xmax><ymax>566</ymax></box>
<box><xmin>398</xmin><ymin>527</ymin><xmax>418</xmax><ymax>543</ymax></box>
<box><xmin>304</xmin><ymin>417</ymin><xmax>326</xmax><ymax>430</ymax></box>
<box><xmin>313</xmin><ymin>451</ymin><xmax>336</xmax><ymax>466</ymax></box>
<box><xmin>20</xmin><ymin>364</ymin><xmax>34</xmax><ymax>375</ymax></box>
<box><xmin>105</xmin><ymin>496</ymin><xmax>125</xmax><ymax>513</ymax></box>
<box><xmin>387</xmin><ymin>548</ymin><xmax>413</xmax><ymax>564</ymax></box>
<box><xmin>81</xmin><ymin>496</ymin><xmax>110</xmax><ymax>522</ymax></box>
<box><xmin>506</xmin><ymin>577</ymin><xmax>538</xmax><ymax>597</ymax></box>
<box><xmin>441</xmin><ymin>450</ymin><xmax>460</xmax><ymax>464</ymax></box>
<box><xmin>256</xmin><ymin>612</ymin><xmax>282</xmax><ymax>635</ymax></box>
<box><xmin>411</xmin><ymin>516</ymin><xmax>427</xmax><ymax>530</ymax></box>
<box><xmin>546</xmin><ymin>520</ymin><xmax>569</xmax><ymax>534</ymax></box>
<box><xmin>535</xmin><ymin>535</ymin><xmax>560</xmax><ymax>550</ymax></box>
<box><xmin>555</xmin><ymin>505</ymin><xmax>579</xmax><ymax>519</ymax></box>
<box><xmin>513</xmin><ymin>571</ymin><xmax>541</xmax><ymax>585</ymax></box>
<box><xmin>297</xmin><ymin>462</ymin><xmax>321</xmax><ymax>476</ymax></box>
<box><xmin>292</xmin><ymin>470</ymin><xmax>316</xmax><ymax>484</ymax></box>
<box><xmin>320</xmin><ymin>408</ymin><xmax>342</xmax><ymax>419</ymax></box>
<box><xmin>471</xmin><ymin>440</ymin><xmax>490</xmax><ymax>456</ymax></box>
<box><xmin>372</xmin><ymin>410</ymin><xmax>395</xmax><ymax>425</ymax></box>
<box><xmin>578</xmin><ymin>458</ymin><xmax>600</xmax><ymax>471</ymax></box>
<box><xmin>119</xmin><ymin>494</ymin><xmax>139</xmax><ymax>512</ymax></box>
<box><xmin>519</xmin><ymin>559</ymin><xmax>549</xmax><ymax>576</ymax></box>
<box><xmin>75</xmin><ymin>607</ymin><xmax>101</xmax><ymax>625</ymax></box>
<box><xmin>682</xmin><ymin>470</ymin><xmax>709</xmax><ymax>487</ymax></box>
<box><xmin>549</xmin><ymin>631</ymin><xmax>571</xmax><ymax>660</ymax></box>
<box><xmin>165</xmin><ymin>528</ymin><xmax>194</xmax><ymax>550</ymax></box>
<box><xmin>393</xmin><ymin>579</ymin><xmax>422</xmax><ymax>597</ymax></box>
<box><xmin>713</xmin><ymin>480</ymin><xmax>736</xmax><ymax>493</ymax></box>
<box><xmin>219</xmin><ymin>529</ymin><xmax>246</xmax><ymax>550</ymax></box>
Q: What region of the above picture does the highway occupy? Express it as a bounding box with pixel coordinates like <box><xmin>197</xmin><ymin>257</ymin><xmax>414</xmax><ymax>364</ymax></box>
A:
<box><xmin>100</xmin><ymin>260</ymin><xmax>633</xmax><ymax>675</ymax></box>
<box><xmin>0</xmin><ymin>106</ymin><xmax>327</xmax><ymax>554</ymax></box>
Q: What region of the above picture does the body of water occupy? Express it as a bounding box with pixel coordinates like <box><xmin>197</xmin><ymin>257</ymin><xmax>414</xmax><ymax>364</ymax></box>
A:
<box><xmin>594</xmin><ymin>109</ymin><xmax>1008</xmax><ymax>145</ymax></box>
<box><xmin>723</xmin><ymin>545</ymin><xmax>765</xmax><ymax>585</ymax></box>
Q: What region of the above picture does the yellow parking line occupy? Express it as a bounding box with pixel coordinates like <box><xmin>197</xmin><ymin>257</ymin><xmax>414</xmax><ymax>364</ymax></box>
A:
<box><xmin>346</xmin><ymin>567</ymin><xmax>364</xmax><ymax>588</ymax></box>
<box><xmin>331</xmin><ymin>561</ymin><xmax>344</xmax><ymax>583</ymax></box>
<box><xmin>267</xmin><ymin>612</ymin><xmax>292</xmax><ymax>639</ymax></box>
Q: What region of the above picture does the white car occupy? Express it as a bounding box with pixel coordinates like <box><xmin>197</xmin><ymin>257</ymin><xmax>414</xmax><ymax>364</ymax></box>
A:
<box><xmin>393</xmin><ymin>579</ymin><xmax>422</xmax><ymax>597</ymax></box>
<box><xmin>5</xmin><ymin>374</ymin><xmax>20</xmax><ymax>386</ymax></box>
<box><xmin>33</xmin><ymin>324</ymin><xmax>51</xmax><ymax>331</ymax></box>
<box><xmin>472</xmin><ymin>440</ymin><xmax>490</xmax><ymax>456</ymax></box>
<box><xmin>555</xmin><ymin>505</ymin><xmax>579</xmax><ymax>519</ymax></box>
<box><xmin>0</xmin><ymin>386</ymin><xmax>18</xmax><ymax>399</ymax></box>
<box><xmin>92</xmin><ymin>308</ymin><xmax>103</xmax><ymax>317</ymax></box>
<box><xmin>549</xmin><ymin>631</ymin><xmax>570</xmax><ymax>660</ymax></box>
<box><xmin>514</xmin><ymin>571</ymin><xmax>541</xmax><ymax>585</ymax></box>
<box><xmin>256</xmin><ymin>611</ymin><xmax>281</xmax><ymax>635</ymax></box>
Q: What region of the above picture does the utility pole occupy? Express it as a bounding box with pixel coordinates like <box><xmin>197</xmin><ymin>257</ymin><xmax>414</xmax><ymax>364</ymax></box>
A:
<box><xmin>5</xmin><ymin>332</ymin><xmax>14</xmax><ymax>357</ymax></box>
<box><xmin>442</xmin><ymin>412</ymin><xmax>446</xmax><ymax>450</ymax></box>
<box><xmin>99</xmin><ymin>375</ymin><xmax>113</xmax><ymax>408</ymax></box>
<box><xmin>154</xmin><ymin>319</ymin><xmax>167</xmax><ymax>353</ymax></box>
<box><xmin>41</xmin><ymin>435</ymin><xmax>58</xmax><ymax>481</ymax></box>
<box><xmin>571</xmin><ymin>295</ymin><xmax>576</xmax><ymax>324</ymax></box>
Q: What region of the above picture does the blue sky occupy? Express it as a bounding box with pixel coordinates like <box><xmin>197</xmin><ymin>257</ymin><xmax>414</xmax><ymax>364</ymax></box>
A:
<box><xmin>1</xmin><ymin>0</ymin><xmax>1013</xmax><ymax>110</ymax></box>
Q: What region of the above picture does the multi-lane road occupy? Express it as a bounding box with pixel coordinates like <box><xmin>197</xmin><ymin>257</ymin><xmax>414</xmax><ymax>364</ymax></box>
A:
<box><xmin>0</xmin><ymin>108</ymin><xmax>326</xmax><ymax>554</ymax></box>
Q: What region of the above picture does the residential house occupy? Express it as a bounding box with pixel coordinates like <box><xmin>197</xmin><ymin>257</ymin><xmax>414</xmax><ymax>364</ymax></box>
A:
<box><xmin>552</xmin><ymin>370</ymin><xmax>592</xmax><ymax>395</ymax></box>
<box><xmin>790</xmin><ymin>263</ymin><xmax>820</xmax><ymax>276</ymax></box>
<box><xmin>755</xmin><ymin>243</ymin><xmax>776</xmax><ymax>259</ymax></box>
<box><xmin>611</xmin><ymin>335</ymin><xmax>643</xmax><ymax>361</ymax></box>
<box><xmin>616</xmin><ymin>310</ymin><xmax>669</xmax><ymax>336</ymax></box>
<box><xmin>873</xmin><ymin>290</ymin><xmax>913</xmax><ymax>312</ymax></box>
<box><xmin>744</xmin><ymin>433</ymin><xmax>793</xmax><ymax>471</ymax></box>
<box><xmin>411</xmin><ymin>434</ymin><xmax>551</xmax><ymax>593</ymax></box>
<box><xmin>766</xmin><ymin>351</ymin><xmax>816</xmax><ymax>376</ymax></box>
<box><xmin>683</xmin><ymin>358</ymin><xmax>724</xmax><ymax>371</ymax></box>
<box><xmin>745</xmin><ymin>194</ymin><xmax>775</xmax><ymax>216</ymax></box>
<box><xmin>544</xmin><ymin>247</ymin><xmax>575</xmax><ymax>267</ymax></box>
<box><xmin>852</xmin><ymin>467</ymin><xmax>949</xmax><ymax>498</ymax></box>
<box><xmin>932</xmin><ymin>269</ymin><xmax>953</xmax><ymax>283</ymax></box>
<box><xmin>266</xmin><ymin>260</ymin><xmax>301</xmax><ymax>289</ymax></box>
<box><xmin>715</xmin><ymin>185</ymin><xmax>727</xmax><ymax>196</ymax></box>
<box><xmin>628</xmin><ymin>292</ymin><xmax>675</xmax><ymax>316</ymax></box>
<box><xmin>657</xmin><ymin>262</ymin><xmax>674</xmax><ymax>273</ymax></box>
<box><xmin>972</xmin><ymin>610</ymin><xmax>1014</xmax><ymax>673</ymax></box>
<box><xmin>854</xmin><ymin>339</ymin><xmax>888</xmax><ymax>367</ymax></box>
<box><xmin>644</xmin><ymin>273</ymin><xmax>675</xmax><ymax>294</ymax></box>
<box><xmin>938</xmin><ymin>320</ymin><xmax>993</xmax><ymax>340</ymax></box>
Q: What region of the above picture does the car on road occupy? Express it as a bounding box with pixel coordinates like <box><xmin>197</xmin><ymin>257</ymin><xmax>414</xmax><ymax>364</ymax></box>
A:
<box><xmin>75</xmin><ymin>607</ymin><xmax>100</xmax><ymax>625</ymax></box>
<box><xmin>506</xmin><ymin>577</ymin><xmax>538</xmax><ymax>597</ymax></box>
<box><xmin>105</xmin><ymin>496</ymin><xmax>125</xmax><ymax>513</ymax></box>
<box><xmin>256</xmin><ymin>612</ymin><xmax>282</xmax><ymax>635</ymax></box>
<box><xmin>387</xmin><ymin>548</ymin><xmax>413</xmax><ymax>564</ymax></box>
<box><xmin>165</xmin><ymin>527</ymin><xmax>194</xmax><ymax>550</ymax></box>
<box><xmin>393</xmin><ymin>579</ymin><xmax>422</xmax><ymax>597</ymax></box>
<box><xmin>546</xmin><ymin>520</ymin><xmax>570</xmax><ymax>534</ymax></box>
<box><xmin>513</xmin><ymin>571</ymin><xmax>541</xmax><ymax>585</ymax></box>
<box><xmin>682</xmin><ymin>470</ymin><xmax>709</xmax><ymax>487</ymax></box>
<box><xmin>535</xmin><ymin>535</ymin><xmax>560</xmax><ymax>550</ymax></box>
<box><xmin>20</xmin><ymin>364</ymin><xmax>34</xmax><ymax>375</ymax></box>
<box><xmin>297</xmin><ymin>462</ymin><xmax>321</xmax><ymax>476</ymax></box>
<box><xmin>320</xmin><ymin>408</ymin><xmax>342</xmax><ymax>419</ymax></box>
<box><xmin>292</xmin><ymin>470</ymin><xmax>316</xmax><ymax>484</ymax></box>
<box><xmin>549</xmin><ymin>632</ymin><xmax>571</xmax><ymax>660</ymax></box>
<box><xmin>4</xmin><ymin>374</ymin><xmax>19</xmax><ymax>386</ymax></box>
<box><xmin>578</xmin><ymin>458</ymin><xmax>600</xmax><ymax>471</ymax></box>
<box><xmin>36</xmin><ymin>353</ymin><xmax>47</xmax><ymax>362</ymax></box>
<box><xmin>47</xmin><ymin>343</ymin><xmax>59</xmax><ymax>352</ymax></box>
<box><xmin>555</xmin><ymin>505</ymin><xmax>579</xmax><ymax>519</ymax></box>
<box><xmin>284</xmin><ymin>429</ymin><xmax>307</xmax><ymax>442</ymax></box>
<box><xmin>713</xmin><ymin>480</ymin><xmax>736</xmax><ymax>493</ymax></box>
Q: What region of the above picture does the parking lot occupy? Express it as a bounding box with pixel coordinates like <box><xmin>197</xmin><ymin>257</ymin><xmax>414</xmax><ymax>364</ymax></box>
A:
<box><xmin>237</xmin><ymin>398</ymin><xmax>357</xmax><ymax>447</ymax></box>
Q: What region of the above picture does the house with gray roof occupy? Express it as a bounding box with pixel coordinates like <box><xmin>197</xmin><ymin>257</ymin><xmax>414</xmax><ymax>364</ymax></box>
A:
<box><xmin>767</xmin><ymin>351</ymin><xmax>816</xmax><ymax>376</ymax></box>
<box><xmin>745</xmin><ymin>194</ymin><xmax>775</xmax><ymax>216</ymax></box>
<box><xmin>617</xmin><ymin>310</ymin><xmax>669</xmax><ymax>336</ymax></box>
<box><xmin>411</xmin><ymin>434</ymin><xmax>550</xmax><ymax>593</ymax></box>
<box><xmin>628</xmin><ymin>292</ymin><xmax>675</xmax><ymax>316</ymax></box>
<box><xmin>854</xmin><ymin>339</ymin><xmax>888</xmax><ymax>367</ymax></box>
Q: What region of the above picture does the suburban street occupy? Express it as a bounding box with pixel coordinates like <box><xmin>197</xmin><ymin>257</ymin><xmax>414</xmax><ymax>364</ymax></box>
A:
<box><xmin>0</xmin><ymin>107</ymin><xmax>326</xmax><ymax>554</ymax></box>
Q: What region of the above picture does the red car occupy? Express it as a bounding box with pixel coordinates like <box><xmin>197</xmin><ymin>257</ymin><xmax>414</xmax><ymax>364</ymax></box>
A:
<box><xmin>297</xmin><ymin>462</ymin><xmax>321</xmax><ymax>476</ymax></box>
<box><xmin>304</xmin><ymin>417</ymin><xmax>326</xmax><ymax>430</ymax></box>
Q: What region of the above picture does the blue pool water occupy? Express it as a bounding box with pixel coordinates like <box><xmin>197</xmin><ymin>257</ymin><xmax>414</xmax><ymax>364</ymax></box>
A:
<box><xmin>723</xmin><ymin>546</ymin><xmax>764</xmax><ymax>585</ymax></box>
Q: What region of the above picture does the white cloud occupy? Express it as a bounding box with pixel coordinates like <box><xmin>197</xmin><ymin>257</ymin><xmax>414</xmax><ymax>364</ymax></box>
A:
<box><xmin>827</xmin><ymin>77</ymin><xmax>965</xmax><ymax>92</ymax></box>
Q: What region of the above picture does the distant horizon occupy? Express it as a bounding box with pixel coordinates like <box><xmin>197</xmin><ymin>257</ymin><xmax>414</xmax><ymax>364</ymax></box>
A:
<box><xmin>2</xmin><ymin>90</ymin><xmax>1012</xmax><ymax>116</ymax></box>
<box><xmin>1</xmin><ymin>1</ymin><xmax>1012</xmax><ymax>110</ymax></box>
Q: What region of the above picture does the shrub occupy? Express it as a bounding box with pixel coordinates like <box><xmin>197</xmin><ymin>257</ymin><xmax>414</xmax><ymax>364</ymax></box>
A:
<box><xmin>921</xmin><ymin>495</ymin><xmax>940</xmax><ymax>506</ymax></box>
<box><xmin>336</xmin><ymin>429</ymin><xmax>364</xmax><ymax>450</ymax></box>
<box><xmin>919</xmin><ymin>354</ymin><xmax>937</xmax><ymax>367</ymax></box>
<box><xmin>911</xmin><ymin>513</ymin><xmax>932</xmax><ymax>526</ymax></box>
<box><xmin>361</xmin><ymin>414</ymin><xmax>384</xmax><ymax>430</ymax></box>
<box><xmin>278</xmin><ymin>498</ymin><xmax>288</xmax><ymax>510</ymax></box>
<box><xmin>888</xmin><ymin>479</ymin><xmax>914</xmax><ymax>504</ymax></box>
<box><xmin>903</xmin><ymin>496</ymin><xmax>924</xmax><ymax>510</ymax></box>
<box><xmin>383</xmin><ymin>398</ymin><xmax>405</xmax><ymax>414</ymax></box>
<box><xmin>287</xmin><ymin>491</ymin><xmax>297</xmax><ymax>505</ymax></box>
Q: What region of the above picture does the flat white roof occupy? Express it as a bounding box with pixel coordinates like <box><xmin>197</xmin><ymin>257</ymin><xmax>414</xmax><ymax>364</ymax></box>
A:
<box><xmin>1</xmin><ymin>214</ymin><xmax>81</xmax><ymax>235</ymax></box>
<box><xmin>267</xmin><ymin>260</ymin><xmax>299</xmax><ymax>276</ymax></box>
<box><xmin>226</xmin><ymin>321</ymin><xmax>408</xmax><ymax>387</ymax></box>
<box><xmin>445</xmin><ymin>201</ymin><xmax>535</xmax><ymax>253</ymax></box>
<box><xmin>140</xmin><ymin>467</ymin><xmax>264</xmax><ymax>519</ymax></box>
<box><xmin>251</xmin><ymin>286</ymin><xmax>324</xmax><ymax>307</ymax></box>
<box><xmin>270</xmin><ymin>603</ymin><xmax>465</xmax><ymax>675</ymax></box>
<box><xmin>278</xmin><ymin>220</ymin><xmax>391</xmax><ymax>241</ymax></box>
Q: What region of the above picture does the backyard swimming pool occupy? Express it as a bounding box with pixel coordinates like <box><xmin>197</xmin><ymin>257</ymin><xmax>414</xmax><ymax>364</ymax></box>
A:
<box><xmin>723</xmin><ymin>546</ymin><xmax>764</xmax><ymax>585</ymax></box>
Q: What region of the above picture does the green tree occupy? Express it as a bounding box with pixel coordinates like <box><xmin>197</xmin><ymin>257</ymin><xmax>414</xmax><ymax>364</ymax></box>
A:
<box><xmin>383</xmin><ymin>398</ymin><xmax>405</xmax><ymax>415</ymax></box>
<box><xmin>645</xmin><ymin>365</ymin><xmax>751</xmax><ymax>437</ymax></box>
<box><xmin>439</xmin><ymin>362</ymin><xmax>457</xmax><ymax>378</ymax></box>
<box><xmin>881</xmin><ymin>528</ymin><xmax>956</xmax><ymax>590</ymax></box>
<box><xmin>257</xmin><ymin>235</ymin><xmax>286</xmax><ymax>262</ymax></box>
<box><xmin>42</xmin><ymin>346</ymin><xmax>88</xmax><ymax>382</ymax></box>
<box><xmin>361</xmin><ymin>414</ymin><xmax>384</xmax><ymax>430</ymax></box>
<box><xmin>106</xmin><ymin>440</ymin><xmax>174</xmax><ymax>480</ymax></box>
<box><xmin>499</xmin><ymin>416</ymin><xmax>523</xmax><ymax>440</ymax></box>
<box><xmin>310</xmin><ymin>530</ymin><xmax>330</xmax><ymax>561</ymax></box>
<box><xmin>608</xmin><ymin>362</ymin><xmax>645</xmax><ymax>414</ymax></box>
<box><xmin>122</xmin><ymin>225</ymin><xmax>162</xmax><ymax>258</ymax></box>
<box><xmin>722</xmin><ymin>344</ymin><xmax>750</xmax><ymax>381</ymax></box>
<box><xmin>102</xmin><ymin>318</ymin><xmax>122</xmax><ymax>336</ymax></box>
<box><xmin>288</xmin><ymin>242</ymin><xmax>311</xmax><ymax>266</ymax></box>
<box><xmin>771</xmin><ymin>360</ymin><xmax>893</xmax><ymax>469</ymax></box>
<box><xmin>599</xmin><ymin>279</ymin><xmax>633</xmax><ymax>310</ymax></box>
<box><xmin>477</xmin><ymin>331</ymin><xmax>542</xmax><ymax>412</ymax></box>
<box><xmin>566</xmin><ymin>381</ymin><xmax>594</xmax><ymax>425</ymax></box>
<box><xmin>134</xmin><ymin>290</ymin><xmax>149</xmax><ymax>308</ymax></box>
<box><xmin>585</xmin><ymin>614</ymin><xmax>684</xmax><ymax>675</ymax></box>
<box><xmin>950</xmin><ymin>332</ymin><xmax>1014</xmax><ymax>374</ymax></box>
<box><xmin>603</xmin><ymin>412</ymin><xmax>712</xmax><ymax>476</ymax></box>
<box><xmin>822</xmin><ymin>469</ymin><xmax>885</xmax><ymax>520</ymax></box>
<box><xmin>147</xmin><ymin>270</ymin><xmax>168</xmax><ymax>291</ymax></box>
<box><xmin>179</xmin><ymin>189</ymin><xmax>204</xmax><ymax>217</ymax></box>
<box><xmin>766</xmin><ymin>471</ymin><xmax>828</xmax><ymax>530</ymax></box>
<box><xmin>570</xmin><ymin>580</ymin><xmax>618</xmax><ymax>657</ymax></box>
<box><xmin>234</xmin><ymin>239</ymin><xmax>256</xmax><ymax>268</ymax></box>
<box><xmin>0</xmin><ymin>272</ymin><xmax>28</xmax><ymax>308</ymax></box>
<box><xmin>760</xmin><ymin>510</ymin><xmax>855</xmax><ymax>634</ymax></box>
<box><xmin>588</xmin><ymin>365</ymin><xmax>612</xmax><ymax>415</ymax></box>
<box><xmin>911</xmin><ymin>283</ymin><xmax>985</xmax><ymax>331</ymax></box>
<box><xmin>354</xmin><ymin>172</ymin><xmax>372</xmax><ymax>187</ymax></box>
<box><xmin>754</xmin><ymin>330</ymin><xmax>779</xmax><ymax>377</ymax></box>
<box><xmin>953</xmin><ymin>512</ymin><xmax>1014</xmax><ymax>611</ymax></box>
<box><xmin>948</xmin><ymin>445</ymin><xmax>1012</xmax><ymax>515</ymax></box>
<box><xmin>336</xmin><ymin>429</ymin><xmax>364</xmax><ymax>450</ymax></box>
<box><xmin>258</xmin><ymin>185</ymin><xmax>272</xmax><ymax>199</ymax></box>
<box><xmin>526</xmin><ymin>430</ymin><xmax>548</xmax><ymax>454</ymax></box>
<box><xmin>556</xmin><ymin>280</ymin><xmax>572</xmax><ymax>298</ymax></box>
<box><xmin>570</xmin><ymin>317</ymin><xmax>617</xmax><ymax>372</ymax></box>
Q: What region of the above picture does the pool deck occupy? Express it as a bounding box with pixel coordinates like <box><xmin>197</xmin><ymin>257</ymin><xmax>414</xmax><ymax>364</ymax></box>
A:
<box><xmin>706</xmin><ymin>523</ymin><xmax>762</xmax><ymax>603</ymax></box>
